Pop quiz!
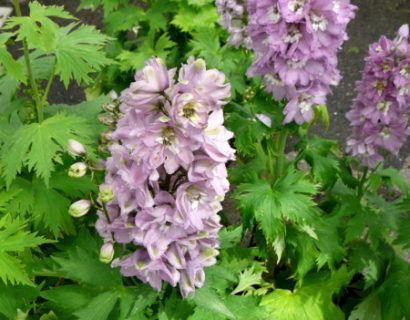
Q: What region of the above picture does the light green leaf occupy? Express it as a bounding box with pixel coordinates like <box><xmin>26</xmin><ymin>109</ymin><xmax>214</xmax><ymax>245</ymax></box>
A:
<box><xmin>0</xmin><ymin>113</ymin><xmax>92</xmax><ymax>186</ymax></box>
<box><xmin>54</xmin><ymin>23</ymin><xmax>113</xmax><ymax>87</ymax></box>
<box><xmin>231</xmin><ymin>267</ymin><xmax>263</xmax><ymax>295</ymax></box>
<box><xmin>261</xmin><ymin>266</ymin><xmax>353</xmax><ymax>320</ymax></box>
<box><xmin>74</xmin><ymin>291</ymin><xmax>119</xmax><ymax>320</ymax></box>
<box><xmin>190</xmin><ymin>286</ymin><xmax>235</xmax><ymax>319</ymax></box>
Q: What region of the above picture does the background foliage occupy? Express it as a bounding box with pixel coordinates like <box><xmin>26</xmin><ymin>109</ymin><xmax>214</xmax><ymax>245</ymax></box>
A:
<box><xmin>0</xmin><ymin>0</ymin><xmax>408</xmax><ymax>319</ymax></box>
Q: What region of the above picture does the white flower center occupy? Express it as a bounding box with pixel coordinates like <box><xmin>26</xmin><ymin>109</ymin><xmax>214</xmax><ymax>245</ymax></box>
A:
<box><xmin>298</xmin><ymin>94</ymin><xmax>313</xmax><ymax>113</ymax></box>
<box><xmin>287</xmin><ymin>59</ymin><xmax>307</xmax><ymax>69</ymax></box>
<box><xmin>264</xmin><ymin>73</ymin><xmax>284</xmax><ymax>87</ymax></box>
<box><xmin>310</xmin><ymin>11</ymin><xmax>328</xmax><ymax>31</ymax></box>
<box><xmin>283</xmin><ymin>25</ymin><xmax>303</xmax><ymax>43</ymax></box>
<box><xmin>380</xmin><ymin>127</ymin><xmax>391</xmax><ymax>139</ymax></box>
<box><xmin>267</xmin><ymin>5</ymin><xmax>281</xmax><ymax>23</ymax></box>
<box><xmin>377</xmin><ymin>100</ymin><xmax>392</xmax><ymax>115</ymax></box>
<box><xmin>288</xmin><ymin>0</ymin><xmax>306</xmax><ymax>15</ymax></box>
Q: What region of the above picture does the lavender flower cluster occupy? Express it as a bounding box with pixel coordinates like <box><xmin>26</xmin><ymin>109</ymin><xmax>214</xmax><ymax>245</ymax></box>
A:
<box><xmin>96</xmin><ymin>57</ymin><xmax>235</xmax><ymax>297</ymax></box>
<box><xmin>216</xmin><ymin>0</ymin><xmax>250</xmax><ymax>48</ymax></box>
<box><xmin>245</xmin><ymin>0</ymin><xmax>356</xmax><ymax>124</ymax></box>
<box><xmin>346</xmin><ymin>25</ymin><xmax>410</xmax><ymax>167</ymax></box>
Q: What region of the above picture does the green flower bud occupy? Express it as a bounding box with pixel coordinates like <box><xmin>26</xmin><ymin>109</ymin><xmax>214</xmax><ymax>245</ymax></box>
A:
<box><xmin>99</xmin><ymin>242</ymin><xmax>114</xmax><ymax>264</ymax></box>
<box><xmin>68</xmin><ymin>162</ymin><xmax>87</xmax><ymax>178</ymax></box>
<box><xmin>67</xmin><ymin>139</ymin><xmax>86</xmax><ymax>157</ymax></box>
<box><xmin>99</xmin><ymin>187</ymin><xmax>114</xmax><ymax>203</ymax></box>
<box><xmin>68</xmin><ymin>200</ymin><xmax>91</xmax><ymax>217</ymax></box>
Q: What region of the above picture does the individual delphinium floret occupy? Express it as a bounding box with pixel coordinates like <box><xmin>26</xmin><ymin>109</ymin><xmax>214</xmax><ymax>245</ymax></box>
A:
<box><xmin>246</xmin><ymin>0</ymin><xmax>357</xmax><ymax>124</ymax></box>
<box><xmin>95</xmin><ymin>57</ymin><xmax>235</xmax><ymax>297</ymax></box>
<box><xmin>346</xmin><ymin>24</ymin><xmax>410</xmax><ymax>167</ymax></box>
<box><xmin>216</xmin><ymin>0</ymin><xmax>250</xmax><ymax>48</ymax></box>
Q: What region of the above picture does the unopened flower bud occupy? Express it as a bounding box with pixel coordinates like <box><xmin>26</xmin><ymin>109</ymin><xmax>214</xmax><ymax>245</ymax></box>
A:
<box><xmin>67</xmin><ymin>139</ymin><xmax>86</xmax><ymax>157</ymax></box>
<box><xmin>99</xmin><ymin>187</ymin><xmax>114</xmax><ymax>203</ymax></box>
<box><xmin>99</xmin><ymin>242</ymin><xmax>115</xmax><ymax>263</ymax></box>
<box><xmin>68</xmin><ymin>200</ymin><xmax>91</xmax><ymax>217</ymax></box>
<box><xmin>100</xmin><ymin>131</ymin><xmax>113</xmax><ymax>143</ymax></box>
<box><xmin>68</xmin><ymin>162</ymin><xmax>87</xmax><ymax>178</ymax></box>
<box><xmin>92</xmin><ymin>159</ymin><xmax>106</xmax><ymax>171</ymax></box>
<box><xmin>109</xmin><ymin>90</ymin><xmax>118</xmax><ymax>100</ymax></box>
<box><xmin>98</xmin><ymin>144</ymin><xmax>110</xmax><ymax>154</ymax></box>
<box><xmin>98</xmin><ymin>113</ymin><xmax>116</xmax><ymax>126</ymax></box>
<box><xmin>102</xmin><ymin>102</ymin><xmax>117</xmax><ymax>113</ymax></box>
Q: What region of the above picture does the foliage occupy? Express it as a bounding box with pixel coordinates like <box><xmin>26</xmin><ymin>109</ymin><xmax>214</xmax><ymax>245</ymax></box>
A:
<box><xmin>0</xmin><ymin>0</ymin><xmax>408</xmax><ymax>319</ymax></box>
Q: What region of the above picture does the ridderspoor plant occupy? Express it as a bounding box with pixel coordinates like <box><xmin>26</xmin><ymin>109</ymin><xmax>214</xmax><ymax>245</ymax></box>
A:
<box><xmin>96</xmin><ymin>57</ymin><xmax>235</xmax><ymax>297</ymax></box>
<box><xmin>346</xmin><ymin>24</ymin><xmax>410</xmax><ymax>167</ymax></box>
<box><xmin>245</xmin><ymin>0</ymin><xmax>356</xmax><ymax>124</ymax></box>
<box><xmin>216</xmin><ymin>0</ymin><xmax>250</xmax><ymax>48</ymax></box>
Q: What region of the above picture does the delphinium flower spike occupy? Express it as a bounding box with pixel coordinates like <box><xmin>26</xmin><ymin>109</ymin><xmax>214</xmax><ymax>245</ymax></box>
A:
<box><xmin>245</xmin><ymin>0</ymin><xmax>357</xmax><ymax>124</ymax></box>
<box><xmin>346</xmin><ymin>24</ymin><xmax>410</xmax><ymax>167</ymax></box>
<box><xmin>95</xmin><ymin>57</ymin><xmax>235</xmax><ymax>297</ymax></box>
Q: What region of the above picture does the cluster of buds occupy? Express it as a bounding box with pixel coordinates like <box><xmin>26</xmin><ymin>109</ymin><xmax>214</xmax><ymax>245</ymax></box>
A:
<box><xmin>216</xmin><ymin>0</ymin><xmax>250</xmax><ymax>48</ymax></box>
<box><xmin>98</xmin><ymin>91</ymin><xmax>122</xmax><ymax>154</ymax></box>
<box><xmin>346</xmin><ymin>25</ymin><xmax>410</xmax><ymax>166</ymax></box>
<box><xmin>246</xmin><ymin>0</ymin><xmax>356</xmax><ymax>124</ymax></box>
<box><xmin>95</xmin><ymin>57</ymin><xmax>235</xmax><ymax>296</ymax></box>
<box><xmin>67</xmin><ymin>139</ymin><xmax>91</xmax><ymax>216</ymax></box>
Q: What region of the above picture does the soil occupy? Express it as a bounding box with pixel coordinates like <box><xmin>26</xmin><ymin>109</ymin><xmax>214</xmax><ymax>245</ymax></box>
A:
<box><xmin>5</xmin><ymin>0</ymin><xmax>410</xmax><ymax>172</ymax></box>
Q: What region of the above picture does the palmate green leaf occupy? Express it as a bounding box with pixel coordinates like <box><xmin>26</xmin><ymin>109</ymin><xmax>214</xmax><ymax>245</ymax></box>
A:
<box><xmin>219</xmin><ymin>225</ymin><xmax>243</xmax><ymax>249</ymax></box>
<box><xmin>159</xmin><ymin>291</ymin><xmax>194</xmax><ymax>320</ymax></box>
<box><xmin>41</xmin><ymin>285</ymin><xmax>101</xmax><ymax>317</ymax></box>
<box><xmin>54</xmin><ymin>23</ymin><xmax>113</xmax><ymax>87</ymax></box>
<box><xmin>5</xmin><ymin>2</ymin><xmax>76</xmax><ymax>52</ymax></box>
<box><xmin>348</xmin><ymin>294</ymin><xmax>382</xmax><ymax>320</ymax></box>
<box><xmin>297</xmin><ymin>136</ymin><xmax>340</xmax><ymax>184</ymax></box>
<box><xmin>189</xmin><ymin>296</ymin><xmax>268</xmax><ymax>320</ymax></box>
<box><xmin>190</xmin><ymin>286</ymin><xmax>235</xmax><ymax>319</ymax></box>
<box><xmin>5</xmin><ymin>175</ymin><xmax>91</xmax><ymax>237</ymax></box>
<box><xmin>74</xmin><ymin>291</ymin><xmax>119</xmax><ymax>320</ymax></box>
<box><xmin>234</xmin><ymin>171</ymin><xmax>318</xmax><ymax>241</ymax></box>
<box><xmin>231</xmin><ymin>266</ymin><xmax>263</xmax><ymax>295</ymax></box>
<box><xmin>0</xmin><ymin>46</ymin><xmax>26</xmax><ymax>83</ymax></box>
<box><xmin>0</xmin><ymin>214</ymin><xmax>53</xmax><ymax>286</ymax></box>
<box><xmin>0</xmin><ymin>113</ymin><xmax>92</xmax><ymax>187</ymax></box>
<box><xmin>104</xmin><ymin>5</ymin><xmax>146</xmax><ymax>34</ymax></box>
<box><xmin>261</xmin><ymin>266</ymin><xmax>352</xmax><ymax>320</ymax></box>
<box><xmin>53</xmin><ymin>246</ymin><xmax>121</xmax><ymax>287</ymax></box>
<box><xmin>0</xmin><ymin>284</ymin><xmax>39</xmax><ymax>319</ymax></box>
<box><xmin>146</xmin><ymin>0</ymin><xmax>178</xmax><ymax>30</ymax></box>
<box><xmin>118</xmin><ymin>33</ymin><xmax>175</xmax><ymax>72</ymax></box>
<box><xmin>172</xmin><ymin>2</ymin><xmax>218</xmax><ymax>32</ymax></box>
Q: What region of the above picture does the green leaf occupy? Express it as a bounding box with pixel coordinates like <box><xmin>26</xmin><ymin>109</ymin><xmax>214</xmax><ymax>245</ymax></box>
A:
<box><xmin>41</xmin><ymin>285</ymin><xmax>100</xmax><ymax>316</ymax></box>
<box><xmin>219</xmin><ymin>225</ymin><xmax>243</xmax><ymax>249</ymax></box>
<box><xmin>0</xmin><ymin>284</ymin><xmax>39</xmax><ymax>319</ymax></box>
<box><xmin>348</xmin><ymin>295</ymin><xmax>382</xmax><ymax>320</ymax></box>
<box><xmin>0</xmin><ymin>214</ymin><xmax>53</xmax><ymax>286</ymax></box>
<box><xmin>190</xmin><ymin>286</ymin><xmax>235</xmax><ymax>319</ymax></box>
<box><xmin>297</xmin><ymin>136</ymin><xmax>340</xmax><ymax>184</ymax></box>
<box><xmin>53</xmin><ymin>246</ymin><xmax>121</xmax><ymax>287</ymax></box>
<box><xmin>261</xmin><ymin>266</ymin><xmax>353</xmax><ymax>320</ymax></box>
<box><xmin>104</xmin><ymin>5</ymin><xmax>146</xmax><ymax>34</ymax></box>
<box><xmin>234</xmin><ymin>171</ymin><xmax>318</xmax><ymax>241</ymax></box>
<box><xmin>231</xmin><ymin>266</ymin><xmax>263</xmax><ymax>295</ymax></box>
<box><xmin>172</xmin><ymin>3</ymin><xmax>218</xmax><ymax>32</ymax></box>
<box><xmin>54</xmin><ymin>23</ymin><xmax>113</xmax><ymax>87</ymax></box>
<box><xmin>0</xmin><ymin>113</ymin><xmax>92</xmax><ymax>186</ymax></box>
<box><xmin>0</xmin><ymin>47</ymin><xmax>26</xmax><ymax>83</ymax></box>
<box><xmin>146</xmin><ymin>0</ymin><xmax>177</xmax><ymax>30</ymax></box>
<box><xmin>74</xmin><ymin>291</ymin><xmax>119</xmax><ymax>320</ymax></box>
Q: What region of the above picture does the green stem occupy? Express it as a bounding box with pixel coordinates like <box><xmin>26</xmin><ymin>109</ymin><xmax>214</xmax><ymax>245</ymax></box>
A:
<box><xmin>12</xmin><ymin>0</ymin><xmax>43</xmax><ymax>123</ymax></box>
<box><xmin>358</xmin><ymin>166</ymin><xmax>369</xmax><ymax>198</ymax></box>
<box><xmin>42</xmin><ymin>61</ymin><xmax>56</xmax><ymax>105</ymax></box>
<box><xmin>274</xmin><ymin>130</ymin><xmax>288</xmax><ymax>180</ymax></box>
